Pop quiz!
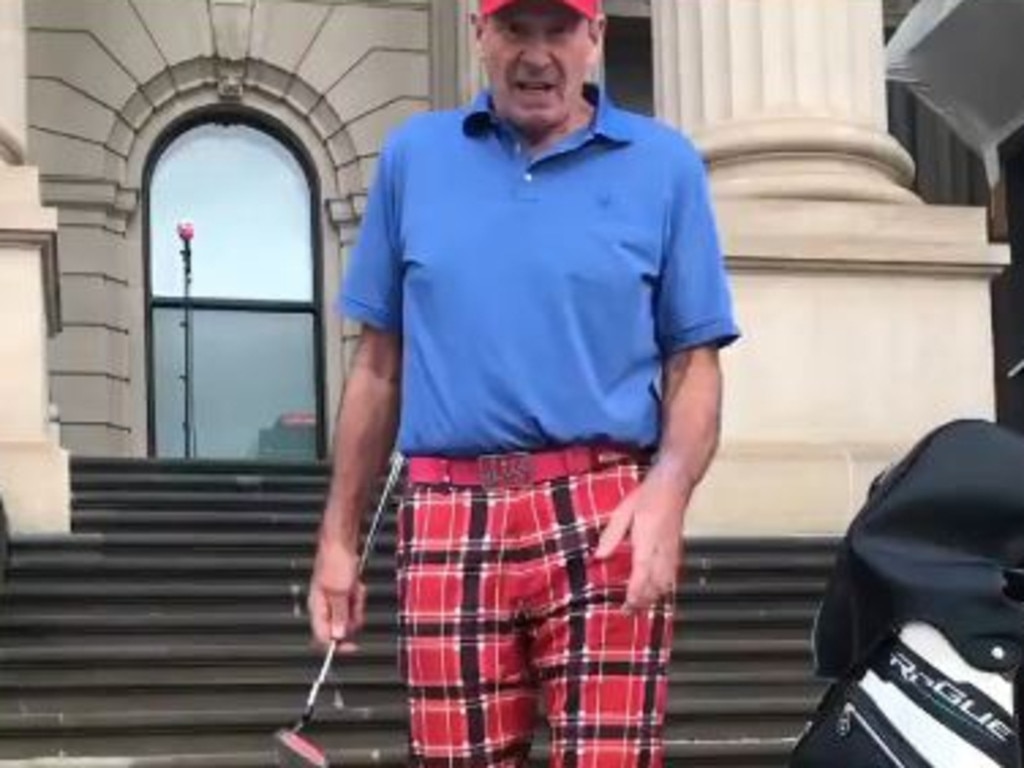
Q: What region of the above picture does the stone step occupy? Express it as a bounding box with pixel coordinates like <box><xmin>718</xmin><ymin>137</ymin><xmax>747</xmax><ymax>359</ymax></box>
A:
<box><xmin>0</xmin><ymin>689</ymin><xmax>825</xmax><ymax>722</ymax></box>
<box><xmin>0</xmin><ymin>579</ymin><xmax>826</xmax><ymax>614</ymax></box>
<box><xmin>0</xmin><ymin>627</ymin><xmax>811</xmax><ymax>648</ymax></box>
<box><xmin>0</xmin><ymin>637</ymin><xmax>811</xmax><ymax>668</ymax></box>
<box><xmin>8</xmin><ymin>549</ymin><xmax>834</xmax><ymax>580</ymax></box>
<box><xmin>0</xmin><ymin>737</ymin><xmax>799</xmax><ymax>767</ymax></box>
<box><xmin>0</xmin><ymin>606</ymin><xmax>815</xmax><ymax>638</ymax></box>
<box><xmin>7</xmin><ymin>531</ymin><xmax>833</xmax><ymax>572</ymax></box>
<box><xmin>12</xmin><ymin>531</ymin><xmax>321</xmax><ymax>553</ymax></box>
<box><xmin>2</xmin><ymin>557</ymin><xmax>831</xmax><ymax>593</ymax></box>
<box><xmin>9</xmin><ymin>534</ymin><xmax>835</xmax><ymax>576</ymax></box>
<box><xmin>0</xmin><ymin>655</ymin><xmax>817</xmax><ymax>691</ymax></box>
<box><xmin>4</xmin><ymin>460</ymin><xmax>836</xmax><ymax>766</ymax></box>
<box><xmin>0</xmin><ymin>696</ymin><xmax>814</xmax><ymax>759</ymax></box>
<box><xmin>72</xmin><ymin>474</ymin><xmax>331</xmax><ymax>494</ymax></box>
<box><xmin>71</xmin><ymin>492</ymin><xmax>330</xmax><ymax>512</ymax></box>
<box><xmin>7</xmin><ymin>552</ymin><xmax>321</xmax><ymax>579</ymax></box>
<box><xmin>72</xmin><ymin>510</ymin><xmax>329</xmax><ymax>532</ymax></box>
<box><xmin>70</xmin><ymin>458</ymin><xmax>333</xmax><ymax>477</ymax></box>
<box><xmin>0</xmin><ymin>604</ymin><xmax>816</xmax><ymax>633</ymax></box>
<box><xmin>0</xmin><ymin>665</ymin><xmax>826</xmax><ymax>714</ymax></box>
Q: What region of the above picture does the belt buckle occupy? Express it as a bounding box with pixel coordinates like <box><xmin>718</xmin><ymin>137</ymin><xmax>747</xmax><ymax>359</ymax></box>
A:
<box><xmin>478</xmin><ymin>452</ymin><xmax>533</xmax><ymax>489</ymax></box>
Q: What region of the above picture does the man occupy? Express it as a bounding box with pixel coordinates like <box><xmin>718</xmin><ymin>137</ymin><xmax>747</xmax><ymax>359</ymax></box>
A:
<box><xmin>309</xmin><ymin>0</ymin><xmax>740</xmax><ymax>764</ymax></box>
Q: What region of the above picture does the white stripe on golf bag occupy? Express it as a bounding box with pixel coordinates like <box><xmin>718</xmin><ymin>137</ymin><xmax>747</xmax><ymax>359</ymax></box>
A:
<box><xmin>898</xmin><ymin>623</ymin><xmax>1014</xmax><ymax>712</ymax></box>
<box><xmin>860</xmin><ymin>669</ymin><xmax>1000</xmax><ymax>768</ymax></box>
<box><xmin>858</xmin><ymin>621</ymin><xmax>1016</xmax><ymax>768</ymax></box>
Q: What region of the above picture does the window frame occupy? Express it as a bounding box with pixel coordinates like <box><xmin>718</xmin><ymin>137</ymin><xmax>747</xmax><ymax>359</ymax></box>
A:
<box><xmin>142</xmin><ymin>106</ymin><xmax>327</xmax><ymax>461</ymax></box>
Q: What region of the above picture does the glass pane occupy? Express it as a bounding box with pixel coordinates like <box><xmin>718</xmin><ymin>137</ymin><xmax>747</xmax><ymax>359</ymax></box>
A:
<box><xmin>153</xmin><ymin>308</ymin><xmax>318</xmax><ymax>460</ymax></box>
<box><xmin>604</xmin><ymin>16</ymin><xmax>654</xmax><ymax>116</ymax></box>
<box><xmin>150</xmin><ymin>123</ymin><xmax>313</xmax><ymax>301</ymax></box>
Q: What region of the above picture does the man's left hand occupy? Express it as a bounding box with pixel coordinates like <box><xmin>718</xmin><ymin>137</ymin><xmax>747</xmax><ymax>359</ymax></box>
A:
<box><xmin>594</xmin><ymin>463</ymin><xmax>689</xmax><ymax>612</ymax></box>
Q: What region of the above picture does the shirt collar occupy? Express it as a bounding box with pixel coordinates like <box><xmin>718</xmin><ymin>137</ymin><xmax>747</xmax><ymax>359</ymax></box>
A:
<box><xmin>461</xmin><ymin>83</ymin><xmax>634</xmax><ymax>144</ymax></box>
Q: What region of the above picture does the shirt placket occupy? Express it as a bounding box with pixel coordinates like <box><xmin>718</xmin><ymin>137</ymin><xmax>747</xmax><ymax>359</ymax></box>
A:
<box><xmin>510</xmin><ymin>135</ymin><xmax>541</xmax><ymax>202</ymax></box>
<box><xmin>511</xmin><ymin>127</ymin><xmax>598</xmax><ymax>202</ymax></box>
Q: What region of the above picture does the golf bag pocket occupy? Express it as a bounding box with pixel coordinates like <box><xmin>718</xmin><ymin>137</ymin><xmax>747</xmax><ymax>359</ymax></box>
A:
<box><xmin>791</xmin><ymin>622</ymin><xmax>1020</xmax><ymax>768</ymax></box>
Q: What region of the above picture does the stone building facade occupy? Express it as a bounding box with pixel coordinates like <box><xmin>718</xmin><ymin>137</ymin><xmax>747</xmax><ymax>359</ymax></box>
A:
<box><xmin>0</xmin><ymin>0</ymin><xmax>1007</xmax><ymax>535</ymax></box>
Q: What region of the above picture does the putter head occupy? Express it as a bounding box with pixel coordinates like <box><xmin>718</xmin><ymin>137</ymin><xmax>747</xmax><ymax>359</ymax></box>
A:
<box><xmin>274</xmin><ymin>728</ymin><xmax>330</xmax><ymax>768</ymax></box>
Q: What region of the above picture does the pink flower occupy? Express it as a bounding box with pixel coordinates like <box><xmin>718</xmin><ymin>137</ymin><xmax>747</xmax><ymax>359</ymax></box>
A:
<box><xmin>176</xmin><ymin>221</ymin><xmax>195</xmax><ymax>242</ymax></box>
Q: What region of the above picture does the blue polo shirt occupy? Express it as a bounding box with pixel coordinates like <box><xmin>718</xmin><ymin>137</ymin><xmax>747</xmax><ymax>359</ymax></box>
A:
<box><xmin>339</xmin><ymin>88</ymin><xmax>739</xmax><ymax>457</ymax></box>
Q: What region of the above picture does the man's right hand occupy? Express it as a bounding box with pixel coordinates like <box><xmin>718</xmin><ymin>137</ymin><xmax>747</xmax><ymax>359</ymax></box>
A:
<box><xmin>308</xmin><ymin>537</ymin><xmax>366</xmax><ymax>650</ymax></box>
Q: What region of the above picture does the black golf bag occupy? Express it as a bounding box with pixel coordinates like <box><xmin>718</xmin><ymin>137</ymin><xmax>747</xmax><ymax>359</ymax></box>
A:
<box><xmin>791</xmin><ymin>419</ymin><xmax>1024</xmax><ymax>767</ymax></box>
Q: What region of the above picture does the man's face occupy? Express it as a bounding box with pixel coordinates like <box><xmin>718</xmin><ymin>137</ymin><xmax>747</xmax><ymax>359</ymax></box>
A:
<box><xmin>476</xmin><ymin>0</ymin><xmax>605</xmax><ymax>142</ymax></box>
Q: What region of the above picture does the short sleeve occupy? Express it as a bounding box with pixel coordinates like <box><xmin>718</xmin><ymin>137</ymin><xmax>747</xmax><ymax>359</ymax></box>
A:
<box><xmin>336</xmin><ymin>136</ymin><xmax>403</xmax><ymax>332</ymax></box>
<box><xmin>656</xmin><ymin>140</ymin><xmax>740</xmax><ymax>356</ymax></box>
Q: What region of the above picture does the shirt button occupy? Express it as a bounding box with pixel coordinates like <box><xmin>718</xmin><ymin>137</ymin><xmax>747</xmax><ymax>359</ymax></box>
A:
<box><xmin>524</xmin><ymin>172</ymin><xmax>533</xmax><ymax>182</ymax></box>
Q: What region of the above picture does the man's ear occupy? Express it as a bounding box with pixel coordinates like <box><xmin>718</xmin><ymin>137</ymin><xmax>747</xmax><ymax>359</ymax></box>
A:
<box><xmin>587</xmin><ymin>16</ymin><xmax>607</xmax><ymax>69</ymax></box>
<box><xmin>471</xmin><ymin>12</ymin><xmax>485</xmax><ymax>50</ymax></box>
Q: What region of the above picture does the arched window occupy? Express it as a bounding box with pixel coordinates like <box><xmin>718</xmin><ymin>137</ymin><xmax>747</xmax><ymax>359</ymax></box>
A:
<box><xmin>146</xmin><ymin>119</ymin><xmax>323</xmax><ymax>460</ymax></box>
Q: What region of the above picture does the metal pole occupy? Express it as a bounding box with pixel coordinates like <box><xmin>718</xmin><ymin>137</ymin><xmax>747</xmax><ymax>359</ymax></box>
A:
<box><xmin>178</xmin><ymin>223</ymin><xmax>196</xmax><ymax>459</ymax></box>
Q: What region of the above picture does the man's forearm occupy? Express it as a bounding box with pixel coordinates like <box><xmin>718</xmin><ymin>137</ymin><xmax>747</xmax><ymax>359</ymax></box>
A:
<box><xmin>654</xmin><ymin>347</ymin><xmax>723</xmax><ymax>512</ymax></box>
<box><xmin>320</xmin><ymin>343</ymin><xmax>400</xmax><ymax>551</ymax></box>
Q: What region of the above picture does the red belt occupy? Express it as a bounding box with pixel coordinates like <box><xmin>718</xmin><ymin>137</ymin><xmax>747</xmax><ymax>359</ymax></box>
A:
<box><xmin>407</xmin><ymin>445</ymin><xmax>649</xmax><ymax>489</ymax></box>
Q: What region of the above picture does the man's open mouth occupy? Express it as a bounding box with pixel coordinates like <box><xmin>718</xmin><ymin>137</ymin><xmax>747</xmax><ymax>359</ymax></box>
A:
<box><xmin>516</xmin><ymin>81</ymin><xmax>557</xmax><ymax>94</ymax></box>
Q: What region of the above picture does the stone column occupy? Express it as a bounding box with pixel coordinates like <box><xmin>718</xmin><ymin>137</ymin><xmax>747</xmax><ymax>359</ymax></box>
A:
<box><xmin>0</xmin><ymin>0</ymin><xmax>26</xmax><ymax>165</ymax></box>
<box><xmin>0</xmin><ymin>0</ymin><xmax>70</xmax><ymax>533</ymax></box>
<box><xmin>430</xmin><ymin>0</ymin><xmax>483</xmax><ymax>110</ymax></box>
<box><xmin>458</xmin><ymin>0</ymin><xmax>484</xmax><ymax>104</ymax></box>
<box><xmin>652</xmin><ymin>0</ymin><xmax>1005</xmax><ymax>535</ymax></box>
<box><xmin>653</xmin><ymin>0</ymin><xmax>917</xmax><ymax>203</ymax></box>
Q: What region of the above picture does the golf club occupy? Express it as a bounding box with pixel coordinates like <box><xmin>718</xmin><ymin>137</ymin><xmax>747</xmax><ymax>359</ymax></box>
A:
<box><xmin>273</xmin><ymin>452</ymin><xmax>405</xmax><ymax>768</ymax></box>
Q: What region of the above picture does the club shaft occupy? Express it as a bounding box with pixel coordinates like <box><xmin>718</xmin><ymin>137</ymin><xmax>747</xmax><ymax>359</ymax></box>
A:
<box><xmin>301</xmin><ymin>453</ymin><xmax>404</xmax><ymax>723</ymax></box>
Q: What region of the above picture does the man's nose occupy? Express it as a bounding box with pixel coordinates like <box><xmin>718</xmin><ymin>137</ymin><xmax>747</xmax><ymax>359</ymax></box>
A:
<box><xmin>518</xmin><ymin>44</ymin><xmax>552</xmax><ymax>72</ymax></box>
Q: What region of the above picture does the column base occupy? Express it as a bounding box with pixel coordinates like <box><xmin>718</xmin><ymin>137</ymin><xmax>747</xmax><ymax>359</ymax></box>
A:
<box><xmin>0</xmin><ymin>165</ymin><xmax>67</xmax><ymax>534</ymax></box>
<box><xmin>693</xmin><ymin>197</ymin><xmax>1005</xmax><ymax>536</ymax></box>
<box><xmin>0</xmin><ymin>439</ymin><xmax>70</xmax><ymax>533</ymax></box>
<box><xmin>697</xmin><ymin>117</ymin><xmax>920</xmax><ymax>205</ymax></box>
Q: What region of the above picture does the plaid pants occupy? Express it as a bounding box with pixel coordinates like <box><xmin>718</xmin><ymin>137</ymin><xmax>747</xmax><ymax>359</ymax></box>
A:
<box><xmin>396</xmin><ymin>460</ymin><xmax>675</xmax><ymax>767</ymax></box>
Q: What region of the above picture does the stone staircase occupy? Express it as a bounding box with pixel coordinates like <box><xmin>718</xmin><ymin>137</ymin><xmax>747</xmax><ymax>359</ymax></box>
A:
<box><xmin>0</xmin><ymin>458</ymin><xmax>838</xmax><ymax>766</ymax></box>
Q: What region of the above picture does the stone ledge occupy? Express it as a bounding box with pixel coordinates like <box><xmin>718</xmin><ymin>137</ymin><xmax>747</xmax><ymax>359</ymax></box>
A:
<box><xmin>0</xmin><ymin>207</ymin><xmax>61</xmax><ymax>336</ymax></box>
<box><xmin>0</xmin><ymin>204</ymin><xmax>55</xmax><ymax>232</ymax></box>
<box><xmin>0</xmin><ymin>164</ymin><xmax>44</xmax><ymax>205</ymax></box>
<box><xmin>0</xmin><ymin>167</ymin><xmax>60</xmax><ymax>334</ymax></box>
<box><xmin>686</xmin><ymin>440</ymin><xmax>902</xmax><ymax>536</ymax></box>
<box><xmin>719</xmin><ymin>198</ymin><xmax>1003</xmax><ymax>276</ymax></box>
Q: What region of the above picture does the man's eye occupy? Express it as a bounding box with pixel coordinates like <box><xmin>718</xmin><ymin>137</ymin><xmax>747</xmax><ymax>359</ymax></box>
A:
<box><xmin>503</xmin><ymin>22</ymin><xmax>525</xmax><ymax>38</ymax></box>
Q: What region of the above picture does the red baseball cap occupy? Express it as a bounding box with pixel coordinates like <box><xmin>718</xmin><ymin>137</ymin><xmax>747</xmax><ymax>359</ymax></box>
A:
<box><xmin>480</xmin><ymin>0</ymin><xmax>600</xmax><ymax>19</ymax></box>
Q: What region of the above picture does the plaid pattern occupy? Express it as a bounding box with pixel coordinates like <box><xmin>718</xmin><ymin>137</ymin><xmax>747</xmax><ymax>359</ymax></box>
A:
<box><xmin>396</xmin><ymin>460</ymin><xmax>675</xmax><ymax>767</ymax></box>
